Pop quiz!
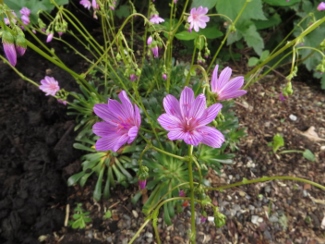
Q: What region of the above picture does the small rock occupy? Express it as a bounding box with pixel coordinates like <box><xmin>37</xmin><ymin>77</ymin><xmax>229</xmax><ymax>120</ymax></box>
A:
<box><xmin>207</xmin><ymin>216</ymin><xmax>214</xmax><ymax>222</ymax></box>
<box><xmin>289</xmin><ymin>114</ymin><xmax>297</xmax><ymax>121</ymax></box>
<box><xmin>251</xmin><ymin>215</ymin><xmax>263</xmax><ymax>225</ymax></box>
<box><xmin>132</xmin><ymin>210</ymin><xmax>138</xmax><ymax>218</ymax></box>
<box><xmin>264</xmin><ymin>185</ymin><xmax>271</xmax><ymax>193</ymax></box>
<box><xmin>145</xmin><ymin>232</ymin><xmax>153</xmax><ymax>238</ymax></box>
<box><xmin>263</xmin><ymin>230</ymin><xmax>272</xmax><ymax>240</ymax></box>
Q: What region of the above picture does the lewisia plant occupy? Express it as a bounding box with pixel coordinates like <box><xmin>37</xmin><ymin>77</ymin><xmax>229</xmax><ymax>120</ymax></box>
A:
<box><xmin>9</xmin><ymin>1</ymin><xmax>316</xmax><ymax>242</ymax></box>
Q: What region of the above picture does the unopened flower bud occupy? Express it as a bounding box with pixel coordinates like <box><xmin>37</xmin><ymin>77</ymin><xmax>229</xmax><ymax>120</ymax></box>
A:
<box><xmin>138</xmin><ymin>179</ymin><xmax>147</xmax><ymax>190</ymax></box>
<box><xmin>15</xmin><ymin>35</ymin><xmax>27</xmax><ymax>56</ymax></box>
<box><xmin>2</xmin><ymin>31</ymin><xmax>17</xmax><ymax>66</ymax></box>
<box><xmin>147</xmin><ymin>36</ymin><xmax>153</xmax><ymax>45</ymax></box>
<box><xmin>46</xmin><ymin>32</ymin><xmax>54</xmax><ymax>43</ymax></box>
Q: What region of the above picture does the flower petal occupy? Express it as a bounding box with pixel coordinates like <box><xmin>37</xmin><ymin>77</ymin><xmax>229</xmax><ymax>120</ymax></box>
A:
<box><xmin>197</xmin><ymin>103</ymin><xmax>222</xmax><ymax>126</ymax></box>
<box><xmin>189</xmin><ymin>94</ymin><xmax>206</xmax><ymax>119</ymax></box>
<box><xmin>163</xmin><ymin>94</ymin><xmax>182</xmax><ymax>119</ymax></box>
<box><xmin>158</xmin><ymin>114</ymin><xmax>181</xmax><ymax>131</ymax></box>
<box><xmin>180</xmin><ymin>87</ymin><xmax>195</xmax><ymax>118</ymax></box>
<box><xmin>199</xmin><ymin>126</ymin><xmax>225</xmax><ymax>148</ymax></box>
<box><xmin>92</xmin><ymin>121</ymin><xmax>116</xmax><ymax>137</ymax></box>
<box><xmin>217</xmin><ymin>66</ymin><xmax>232</xmax><ymax>90</ymax></box>
<box><xmin>119</xmin><ymin>91</ymin><xmax>135</xmax><ymax>118</ymax></box>
<box><xmin>93</xmin><ymin>103</ymin><xmax>114</xmax><ymax>122</ymax></box>
<box><xmin>167</xmin><ymin>130</ymin><xmax>186</xmax><ymax>141</ymax></box>
<box><xmin>183</xmin><ymin>130</ymin><xmax>203</xmax><ymax>146</ymax></box>
<box><xmin>127</xmin><ymin>125</ymin><xmax>139</xmax><ymax>144</ymax></box>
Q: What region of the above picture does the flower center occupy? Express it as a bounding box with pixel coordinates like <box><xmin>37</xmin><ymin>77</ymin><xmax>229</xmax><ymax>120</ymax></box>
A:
<box><xmin>182</xmin><ymin>117</ymin><xmax>197</xmax><ymax>133</ymax></box>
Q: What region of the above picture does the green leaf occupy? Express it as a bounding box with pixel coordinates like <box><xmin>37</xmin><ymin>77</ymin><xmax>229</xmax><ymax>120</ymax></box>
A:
<box><xmin>248</xmin><ymin>57</ymin><xmax>260</xmax><ymax>67</ymax></box>
<box><xmin>216</xmin><ymin>0</ymin><xmax>266</xmax><ymax>21</ymax></box>
<box><xmin>67</xmin><ymin>171</ymin><xmax>85</xmax><ymax>186</ymax></box>
<box><xmin>237</xmin><ymin>21</ymin><xmax>264</xmax><ymax>55</ymax></box>
<box><xmin>103</xmin><ymin>210</ymin><xmax>112</xmax><ymax>219</ymax></box>
<box><xmin>191</xmin><ymin>0</ymin><xmax>218</xmax><ymax>9</ymax></box>
<box><xmin>93</xmin><ymin>168</ymin><xmax>105</xmax><ymax>201</ymax></box>
<box><xmin>115</xmin><ymin>5</ymin><xmax>130</xmax><ymax>19</ymax></box>
<box><xmin>176</xmin><ymin>27</ymin><xmax>223</xmax><ymax>41</ymax></box>
<box><xmin>199</xmin><ymin>27</ymin><xmax>223</xmax><ymax>39</ymax></box>
<box><xmin>271</xmin><ymin>133</ymin><xmax>284</xmax><ymax>153</ymax></box>
<box><xmin>303</xmin><ymin>149</ymin><xmax>315</xmax><ymax>162</ymax></box>
<box><xmin>73</xmin><ymin>143</ymin><xmax>95</xmax><ymax>152</ymax></box>
<box><xmin>262</xmin><ymin>0</ymin><xmax>300</xmax><ymax>6</ymax></box>
<box><xmin>253</xmin><ymin>13</ymin><xmax>281</xmax><ymax>30</ymax></box>
<box><xmin>260</xmin><ymin>50</ymin><xmax>270</xmax><ymax>61</ymax></box>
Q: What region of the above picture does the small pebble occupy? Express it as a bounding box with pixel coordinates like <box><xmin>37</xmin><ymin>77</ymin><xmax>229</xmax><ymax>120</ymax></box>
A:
<box><xmin>289</xmin><ymin>114</ymin><xmax>297</xmax><ymax>121</ymax></box>
<box><xmin>132</xmin><ymin>210</ymin><xmax>138</xmax><ymax>218</ymax></box>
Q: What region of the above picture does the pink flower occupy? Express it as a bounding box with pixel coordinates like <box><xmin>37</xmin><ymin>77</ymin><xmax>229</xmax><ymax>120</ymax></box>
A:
<box><xmin>210</xmin><ymin>65</ymin><xmax>247</xmax><ymax>100</ymax></box>
<box><xmin>179</xmin><ymin>190</ymin><xmax>186</xmax><ymax>197</ymax></box>
<box><xmin>158</xmin><ymin>87</ymin><xmax>225</xmax><ymax>147</ymax></box>
<box><xmin>187</xmin><ymin>6</ymin><xmax>210</xmax><ymax>32</ymax></box>
<box><xmin>46</xmin><ymin>32</ymin><xmax>54</xmax><ymax>43</ymax></box>
<box><xmin>162</xmin><ymin>74</ymin><xmax>167</xmax><ymax>80</ymax></box>
<box><xmin>92</xmin><ymin>91</ymin><xmax>141</xmax><ymax>152</ymax></box>
<box><xmin>80</xmin><ymin>0</ymin><xmax>91</xmax><ymax>9</ymax></box>
<box><xmin>130</xmin><ymin>74</ymin><xmax>137</xmax><ymax>81</ymax></box>
<box><xmin>21</xmin><ymin>15</ymin><xmax>30</xmax><ymax>25</ymax></box>
<box><xmin>149</xmin><ymin>14</ymin><xmax>165</xmax><ymax>24</ymax></box>
<box><xmin>4</xmin><ymin>12</ymin><xmax>17</xmax><ymax>25</ymax></box>
<box><xmin>39</xmin><ymin>76</ymin><xmax>60</xmax><ymax>96</ymax></box>
<box><xmin>317</xmin><ymin>2</ymin><xmax>325</xmax><ymax>11</ymax></box>
<box><xmin>20</xmin><ymin>7</ymin><xmax>31</xmax><ymax>16</ymax></box>
<box><xmin>92</xmin><ymin>0</ymin><xmax>99</xmax><ymax>10</ymax></box>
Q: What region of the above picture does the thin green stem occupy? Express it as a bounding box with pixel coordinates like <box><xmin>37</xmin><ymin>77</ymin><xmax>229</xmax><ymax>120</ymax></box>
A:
<box><xmin>150</xmin><ymin>145</ymin><xmax>186</xmax><ymax>161</ymax></box>
<box><xmin>207</xmin><ymin>176</ymin><xmax>325</xmax><ymax>192</ymax></box>
<box><xmin>187</xmin><ymin>145</ymin><xmax>196</xmax><ymax>243</ymax></box>
<box><xmin>244</xmin><ymin>16</ymin><xmax>325</xmax><ymax>88</ymax></box>
<box><xmin>207</xmin><ymin>0</ymin><xmax>250</xmax><ymax>73</ymax></box>
<box><xmin>127</xmin><ymin>218</ymin><xmax>151</xmax><ymax>244</ymax></box>
<box><xmin>279</xmin><ymin>149</ymin><xmax>303</xmax><ymax>154</ymax></box>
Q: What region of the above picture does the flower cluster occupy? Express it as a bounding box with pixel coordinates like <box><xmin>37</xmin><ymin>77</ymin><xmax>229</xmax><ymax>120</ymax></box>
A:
<box><xmin>2</xmin><ymin>31</ymin><xmax>27</xmax><ymax>67</ymax></box>
<box><xmin>20</xmin><ymin>7</ymin><xmax>31</xmax><ymax>25</ymax></box>
<box><xmin>147</xmin><ymin>36</ymin><xmax>159</xmax><ymax>58</ymax></box>
<box><xmin>80</xmin><ymin>0</ymin><xmax>100</xmax><ymax>18</ymax></box>
<box><xmin>92</xmin><ymin>65</ymin><xmax>246</xmax><ymax>152</ymax></box>
<box><xmin>2</xmin><ymin>7</ymin><xmax>31</xmax><ymax>66</ymax></box>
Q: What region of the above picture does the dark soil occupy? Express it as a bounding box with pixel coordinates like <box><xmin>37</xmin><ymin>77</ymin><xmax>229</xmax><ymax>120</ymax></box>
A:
<box><xmin>1</xmin><ymin>41</ymin><xmax>325</xmax><ymax>244</ymax></box>
<box><xmin>0</xmin><ymin>45</ymin><xmax>82</xmax><ymax>243</ymax></box>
